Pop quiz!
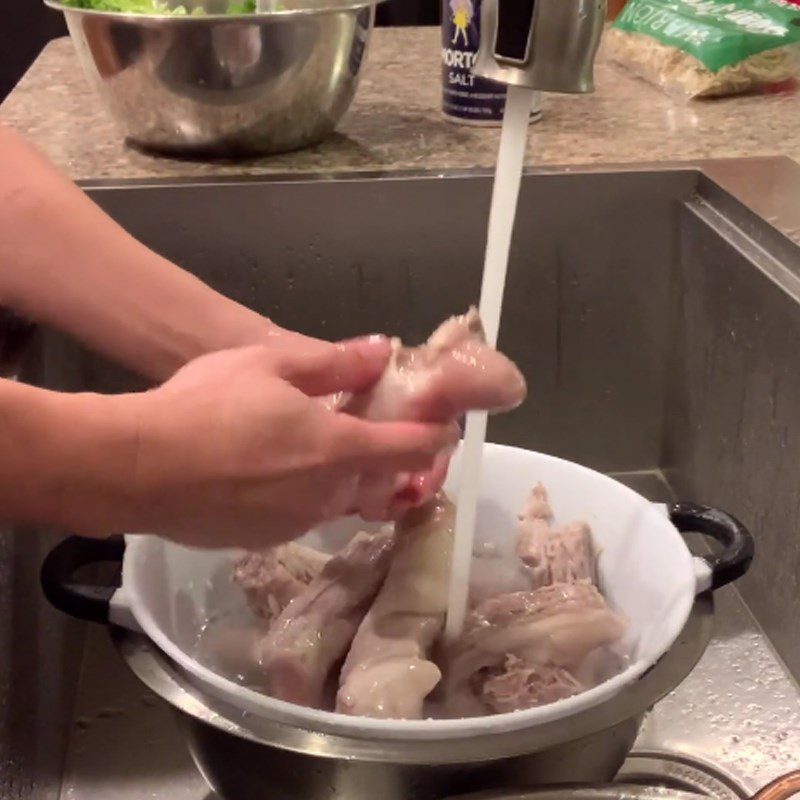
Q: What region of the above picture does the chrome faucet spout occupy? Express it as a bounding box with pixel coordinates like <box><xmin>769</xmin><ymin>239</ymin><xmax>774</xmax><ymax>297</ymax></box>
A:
<box><xmin>473</xmin><ymin>0</ymin><xmax>606</xmax><ymax>93</ymax></box>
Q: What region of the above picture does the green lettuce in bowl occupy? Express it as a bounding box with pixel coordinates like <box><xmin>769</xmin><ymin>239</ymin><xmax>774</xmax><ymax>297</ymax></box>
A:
<box><xmin>59</xmin><ymin>0</ymin><xmax>258</xmax><ymax>13</ymax></box>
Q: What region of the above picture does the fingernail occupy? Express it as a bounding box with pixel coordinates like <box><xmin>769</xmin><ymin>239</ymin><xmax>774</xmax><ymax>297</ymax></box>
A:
<box><xmin>361</xmin><ymin>334</ymin><xmax>389</xmax><ymax>351</ymax></box>
<box><xmin>340</xmin><ymin>334</ymin><xmax>387</xmax><ymax>347</ymax></box>
<box><xmin>350</xmin><ymin>335</ymin><xmax>391</xmax><ymax>356</ymax></box>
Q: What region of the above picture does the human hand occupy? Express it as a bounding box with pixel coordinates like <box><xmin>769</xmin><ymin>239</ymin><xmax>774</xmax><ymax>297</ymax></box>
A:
<box><xmin>258</xmin><ymin>326</ymin><xmax>459</xmax><ymax>519</ymax></box>
<box><xmin>121</xmin><ymin>337</ymin><xmax>456</xmax><ymax>548</ymax></box>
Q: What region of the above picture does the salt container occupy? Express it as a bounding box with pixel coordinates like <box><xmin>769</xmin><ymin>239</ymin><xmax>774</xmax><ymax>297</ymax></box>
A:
<box><xmin>441</xmin><ymin>0</ymin><xmax>543</xmax><ymax>126</ymax></box>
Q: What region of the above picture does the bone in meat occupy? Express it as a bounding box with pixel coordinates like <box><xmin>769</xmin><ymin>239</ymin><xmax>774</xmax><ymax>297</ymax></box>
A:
<box><xmin>516</xmin><ymin>484</ymin><xmax>597</xmax><ymax>589</ymax></box>
<box><xmin>336</xmin><ymin>493</ymin><xmax>455</xmax><ymax>719</ymax></box>
<box><xmin>442</xmin><ymin>583</ymin><xmax>627</xmax><ymax>716</ymax></box>
<box><xmin>258</xmin><ymin>528</ymin><xmax>396</xmax><ymax>708</ymax></box>
<box><xmin>343</xmin><ymin>308</ymin><xmax>527</xmax><ymax>519</ymax></box>
<box><xmin>234</xmin><ymin>543</ymin><xmax>331</xmax><ymax>622</ymax></box>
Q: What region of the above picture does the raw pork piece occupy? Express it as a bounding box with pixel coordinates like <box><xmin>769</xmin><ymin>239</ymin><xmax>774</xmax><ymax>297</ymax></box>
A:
<box><xmin>516</xmin><ymin>484</ymin><xmax>597</xmax><ymax>589</ymax></box>
<box><xmin>336</xmin><ymin>493</ymin><xmax>455</xmax><ymax>719</ymax></box>
<box><xmin>258</xmin><ymin>528</ymin><xmax>396</xmax><ymax>708</ymax></box>
<box><xmin>480</xmin><ymin>655</ymin><xmax>583</xmax><ymax>713</ymax></box>
<box><xmin>234</xmin><ymin>543</ymin><xmax>330</xmax><ymax>623</ymax></box>
<box><xmin>442</xmin><ymin>583</ymin><xmax>627</xmax><ymax>716</ymax></box>
<box><xmin>344</xmin><ymin>308</ymin><xmax>525</xmax><ymax>423</ymax></box>
<box><xmin>341</xmin><ymin>308</ymin><xmax>527</xmax><ymax>519</ymax></box>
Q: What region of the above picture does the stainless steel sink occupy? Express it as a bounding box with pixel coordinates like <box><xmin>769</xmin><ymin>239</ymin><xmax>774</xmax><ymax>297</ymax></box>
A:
<box><xmin>5</xmin><ymin>158</ymin><xmax>800</xmax><ymax>800</ymax></box>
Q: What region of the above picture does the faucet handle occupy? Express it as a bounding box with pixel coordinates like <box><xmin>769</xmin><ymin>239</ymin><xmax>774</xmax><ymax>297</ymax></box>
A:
<box><xmin>474</xmin><ymin>0</ymin><xmax>606</xmax><ymax>93</ymax></box>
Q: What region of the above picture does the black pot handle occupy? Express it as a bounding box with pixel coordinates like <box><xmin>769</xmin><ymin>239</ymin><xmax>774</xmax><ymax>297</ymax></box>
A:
<box><xmin>40</xmin><ymin>535</ymin><xmax>125</xmax><ymax>624</ymax></box>
<box><xmin>668</xmin><ymin>502</ymin><xmax>754</xmax><ymax>591</ymax></box>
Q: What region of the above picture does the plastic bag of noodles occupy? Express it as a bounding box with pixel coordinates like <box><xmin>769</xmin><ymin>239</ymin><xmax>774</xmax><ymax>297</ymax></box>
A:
<box><xmin>607</xmin><ymin>0</ymin><xmax>800</xmax><ymax>97</ymax></box>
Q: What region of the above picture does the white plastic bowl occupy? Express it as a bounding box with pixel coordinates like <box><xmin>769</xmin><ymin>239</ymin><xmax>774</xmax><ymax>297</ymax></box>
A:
<box><xmin>41</xmin><ymin>443</ymin><xmax>752</xmax><ymax>740</ymax></box>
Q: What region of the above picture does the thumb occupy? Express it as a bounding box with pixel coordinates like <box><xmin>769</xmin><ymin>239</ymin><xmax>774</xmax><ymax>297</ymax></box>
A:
<box><xmin>273</xmin><ymin>336</ymin><xmax>392</xmax><ymax>396</ymax></box>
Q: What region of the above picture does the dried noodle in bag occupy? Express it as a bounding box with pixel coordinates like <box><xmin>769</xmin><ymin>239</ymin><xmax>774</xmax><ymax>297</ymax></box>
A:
<box><xmin>607</xmin><ymin>0</ymin><xmax>800</xmax><ymax>97</ymax></box>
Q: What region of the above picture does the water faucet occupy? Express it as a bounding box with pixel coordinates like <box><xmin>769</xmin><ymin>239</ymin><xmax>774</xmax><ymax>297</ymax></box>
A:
<box><xmin>473</xmin><ymin>0</ymin><xmax>606</xmax><ymax>93</ymax></box>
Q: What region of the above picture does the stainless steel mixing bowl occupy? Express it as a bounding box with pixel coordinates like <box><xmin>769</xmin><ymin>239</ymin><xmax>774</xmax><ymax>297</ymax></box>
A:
<box><xmin>45</xmin><ymin>0</ymin><xmax>378</xmax><ymax>156</ymax></box>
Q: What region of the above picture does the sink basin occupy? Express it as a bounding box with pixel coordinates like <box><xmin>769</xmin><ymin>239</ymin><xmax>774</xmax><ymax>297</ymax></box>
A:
<box><xmin>6</xmin><ymin>158</ymin><xmax>800</xmax><ymax>799</ymax></box>
<box><xmin>39</xmin><ymin>160</ymin><xmax>800</xmax><ymax>672</ymax></box>
<box><xmin>68</xmin><ymin>167</ymin><xmax>697</xmax><ymax>470</ymax></box>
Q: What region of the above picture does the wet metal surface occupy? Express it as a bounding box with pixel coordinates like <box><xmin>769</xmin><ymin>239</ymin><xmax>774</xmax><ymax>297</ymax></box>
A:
<box><xmin>617</xmin><ymin>752</ymin><xmax>748</xmax><ymax>800</ymax></box>
<box><xmin>635</xmin><ymin>585</ymin><xmax>800</xmax><ymax>793</ymax></box>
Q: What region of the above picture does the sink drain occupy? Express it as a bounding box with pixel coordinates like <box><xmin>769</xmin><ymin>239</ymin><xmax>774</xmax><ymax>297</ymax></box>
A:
<box><xmin>617</xmin><ymin>751</ymin><xmax>749</xmax><ymax>800</ymax></box>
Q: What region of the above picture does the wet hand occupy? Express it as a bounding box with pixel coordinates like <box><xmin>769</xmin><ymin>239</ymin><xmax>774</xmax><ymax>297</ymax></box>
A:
<box><xmin>123</xmin><ymin>338</ymin><xmax>456</xmax><ymax>548</ymax></box>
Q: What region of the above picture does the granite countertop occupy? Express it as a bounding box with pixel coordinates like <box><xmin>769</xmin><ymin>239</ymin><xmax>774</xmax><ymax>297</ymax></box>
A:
<box><xmin>1</xmin><ymin>26</ymin><xmax>799</xmax><ymax>181</ymax></box>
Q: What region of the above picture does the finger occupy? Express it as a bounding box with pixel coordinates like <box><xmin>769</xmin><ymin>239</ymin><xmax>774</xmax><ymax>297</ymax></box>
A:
<box><xmin>262</xmin><ymin>326</ymin><xmax>335</xmax><ymax>360</ymax></box>
<box><xmin>405</xmin><ymin>449</ymin><xmax>453</xmax><ymax>501</ymax></box>
<box><xmin>318</xmin><ymin>390</ymin><xmax>351</xmax><ymax>413</ymax></box>
<box><xmin>319</xmin><ymin>470</ymin><xmax>361</xmax><ymax>521</ymax></box>
<box><xmin>378</xmin><ymin>449</ymin><xmax>453</xmax><ymax>519</ymax></box>
<box><xmin>334</xmin><ymin>417</ymin><xmax>459</xmax><ymax>472</ymax></box>
<box><xmin>272</xmin><ymin>336</ymin><xmax>392</xmax><ymax>397</ymax></box>
<box><xmin>352</xmin><ymin>472</ymin><xmax>407</xmax><ymax>521</ymax></box>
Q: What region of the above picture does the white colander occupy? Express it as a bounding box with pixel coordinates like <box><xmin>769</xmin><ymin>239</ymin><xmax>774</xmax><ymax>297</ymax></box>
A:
<box><xmin>41</xmin><ymin>443</ymin><xmax>752</xmax><ymax>741</ymax></box>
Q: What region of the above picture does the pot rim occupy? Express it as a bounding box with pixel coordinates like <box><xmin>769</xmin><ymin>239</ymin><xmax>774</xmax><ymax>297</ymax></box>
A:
<box><xmin>111</xmin><ymin>594</ymin><xmax>714</xmax><ymax>764</ymax></box>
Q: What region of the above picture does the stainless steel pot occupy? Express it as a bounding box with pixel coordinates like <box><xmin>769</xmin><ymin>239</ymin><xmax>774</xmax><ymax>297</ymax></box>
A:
<box><xmin>45</xmin><ymin>0</ymin><xmax>378</xmax><ymax>156</ymax></box>
<box><xmin>108</xmin><ymin>595</ymin><xmax>715</xmax><ymax>800</ymax></box>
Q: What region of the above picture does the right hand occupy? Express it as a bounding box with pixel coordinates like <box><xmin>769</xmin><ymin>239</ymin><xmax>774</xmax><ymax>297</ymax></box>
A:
<box><xmin>117</xmin><ymin>337</ymin><xmax>455</xmax><ymax>549</ymax></box>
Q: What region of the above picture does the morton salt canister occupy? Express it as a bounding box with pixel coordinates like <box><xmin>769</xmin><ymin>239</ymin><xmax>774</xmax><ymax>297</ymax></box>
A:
<box><xmin>441</xmin><ymin>0</ymin><xmax>543</xmax><ymax>126</ymax></box>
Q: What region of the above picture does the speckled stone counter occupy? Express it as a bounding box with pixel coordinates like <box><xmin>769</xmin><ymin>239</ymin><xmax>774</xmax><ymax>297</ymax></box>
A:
<box><xmin>1</xmin><ymin>26</ymin><xmax>799</xmax><ymax>180</ymax></box>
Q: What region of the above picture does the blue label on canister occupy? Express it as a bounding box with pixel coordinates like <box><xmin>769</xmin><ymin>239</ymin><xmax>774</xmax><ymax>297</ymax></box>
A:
<box><xmin>441</xmin><ymin>0</ymin><xmax>507</xmax><ymax>125</ymax></box>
